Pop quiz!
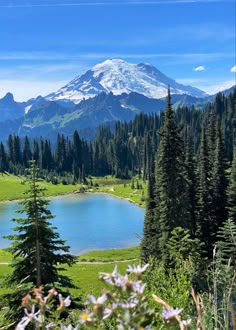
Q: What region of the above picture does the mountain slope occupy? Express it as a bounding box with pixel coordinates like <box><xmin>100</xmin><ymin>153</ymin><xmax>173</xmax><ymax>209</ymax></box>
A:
<box><xmin>0</xmin><ymin>93</ymin><xmax>25</xmax><ymax>122</ymax></box>
<box><xmin>46</xmin><ymin>59</ymin><xmax>207</xmax><ymax>103</ymax></box>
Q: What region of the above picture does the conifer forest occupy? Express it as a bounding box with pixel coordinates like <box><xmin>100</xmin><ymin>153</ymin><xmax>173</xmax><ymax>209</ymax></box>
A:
<box><xmin>0</xmin><ymin>88</ymin><xmax>235</xmax><ymax>329</ymax></box>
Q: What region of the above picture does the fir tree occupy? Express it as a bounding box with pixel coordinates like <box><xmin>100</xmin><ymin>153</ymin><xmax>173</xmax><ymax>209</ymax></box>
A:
<box><xmin>141</xmin><ymin>89</ymin><xmax>190</xmax><ymax>263</ymax></box>
<box><xmin>141</xmin><ymin>135</ymin><xmax>156</xmax><ymax>262</ymax></box>
<box><xmin>211</xmin><ymin>123</ymin><xmax>228</xmax><ymax>233</ymax></box>
<box><xmin>157</xmin><ymin>90</ymin><xmax>190</xmax><ymax>256</ymax></box>
<box><xmin>5</xmin><ymin>160</ymin><xmax>76</xmax><ymax>287</ymax></box>
<box><xmin>196</xmin><ymin>127</ymin><xmax>213</xmax><ymax>257</ymax></box>
<box><xmin>227</xmin><ymin>146</ymin><xmax>236</xmax><ymax>222</ymax></box>
<box><xmin>185</xmin><ymin>139</ymin><xmax>198</xmax><ymax>237</ymax></box>
<box><xmin>217</xmin><ymin>218</ymin><xmax>236</xmax><ymax>266</ymax></box>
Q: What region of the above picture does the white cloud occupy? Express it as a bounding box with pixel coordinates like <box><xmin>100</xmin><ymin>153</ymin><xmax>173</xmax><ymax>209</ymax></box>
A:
<box><xmin>194</xmin><ymin>65</ymin><xmax>206</xmax><ymax>71</ymax></box>
<box><xmin>230</xmin><ymin>65</ymin><xmax>236</xmax><ymax>72</ymax></box>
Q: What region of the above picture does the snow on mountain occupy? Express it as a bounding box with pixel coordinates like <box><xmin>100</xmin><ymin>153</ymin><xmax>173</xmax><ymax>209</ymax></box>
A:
<box><xmin>46</xmin><ymin>59</ymin><xmax>207</xmax><ymax>103</ymax></box>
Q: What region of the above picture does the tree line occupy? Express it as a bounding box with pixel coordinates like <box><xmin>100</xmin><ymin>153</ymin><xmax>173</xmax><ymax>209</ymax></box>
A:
<box><xmin>0</xmin><ymin>90</ymin><xmax>235</xmax><ymax>183</ymax></box>
<box><xmin>141</xmin><ymin>88</ymin><xmax>236</xmax><ymax>277</ymax></box>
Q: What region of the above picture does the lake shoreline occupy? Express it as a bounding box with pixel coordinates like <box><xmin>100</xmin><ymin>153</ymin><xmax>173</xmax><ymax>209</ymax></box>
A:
<box><xmin>0</xmin><ymin>190</ymin><xmax>145</xmax><ymax>209</ymax></box>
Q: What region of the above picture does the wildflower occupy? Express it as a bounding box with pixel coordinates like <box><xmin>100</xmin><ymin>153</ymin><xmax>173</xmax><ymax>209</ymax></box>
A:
<box><xmin>88</xmin><ymin>293</ymin><xmax>107</xmax><ymax>305</ymax></box>
<box><xmin>162</xmin><ymin>307</ymin><xmax>183</xmax><ymax>320</ymax></box>
<box><xmin>46</xmin><ymin>323</ymin><xmax>56</xmax><ymax>329</ymax></box>
<box><xmin>119</xmin><ymin>298</ymin><xmax>139</xmax><ymax>309</ymax></box>
<box><xmin>114</xmin><ymin>274</ymin><xmax>129</xmax><ymax>289</ymax></box>
<box><xmin>21</xmin><ymin>294</ymin><xmax>32</xmax><ymax>308</ymax></box>
<box><xmin>132</xmin><ymin>281</ymin><xmax>146</xmax><ymax>294</ymax></box>
<box><xmin>24</xmin><ymin>305</ymin><xmax>41</xmax><ymax>322</ymax></box>
<box><xmin>100</xmin><ymin>265</ymin><xmax>118</xmax><ymax>283</ymax></box>
<box><xmin>58</xmin><ymin>294</ymin><xmax>71</xmax><ymax>307</ymax></box>
<box><xmin>57</xmin><ymin>294</ymin><xmax>71</xmax><ymax>313</ymax></box>
<box><xmin>60</xmin><ymin>325</ymin><xmax>79</xmax><ymax>330</ymax></box>
<box><xmin>79</xmin><ymin>310</ymin><xmax>93</xmax><ymax>324</ymax></box>
<box><xmin>103</xmin><ymin>303</ymin><xmax>118</xmax><ymax>319</ymax></box>
<box><xmin>15</xmin><ymin>317</ymin><xmax>31</xmax><ymax>330</ymax></box>
<box><xmin>16</xmin><ymin>305</ymin><xmax>42</xmax><ymax>329</ymax></box>
<box><xmin>180</xmin><ymin>319</ymin><xmax>192</xmax><ymax>327</ymax></box>
<box><xmin>126</xmin><ymin>264</ymin><xmax>149</xmax><ymax>277</ymax></box>
<box><xmin>47</xmin><ymin>288</ymin><xmax>58</xmax><ymax>300</ymax></box>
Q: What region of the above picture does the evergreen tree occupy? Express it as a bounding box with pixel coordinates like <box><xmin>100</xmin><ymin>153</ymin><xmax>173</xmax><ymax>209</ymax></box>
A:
<box><xmin>185</xmin><ymin>139</ymin><xmax>198</xmax><ymax>236</ymax></box>
<box><xmin>227</xmin><ymin>146</ymin><xmax>236</xmax><ymax>222</ymax></box>
<box><xmin>196</xmin><ymin>127</ymin><xmax>213</xmax><ymax>257</ymax></box>
<box><xmin>5</xmin><ymin>160</ymin><xmax>76</xmax><ymax>287</ymax></box>
<box><xmin>0</xmin><ymin>142</ymin><xmax>8</xmax><ymax>173</ymax></box>
<box><xmin>211</xmin><ymin>123</ymin><xmax>228</xmax><ymax>233</ymax></box>
<box><xmin>141</xmin><ymin>89</ymin><xmax>190</xmax><ymax>263</ymax></box>
<box><xmin>141</xmin><ymin>135</ymin><xmax>157</xmax><ymax>262</ymax></box>
<box><xmin>22</xmin><ymin>136</ymin><xmax>32</xmax><ymax>167</ymax></box>
<box><xmin>156</xmin><ymin>90</ymin><xmax>190</xmax><ymax>263</ymax></box>
<box><xmin>217</xmin><ymin>218</ymin><xmax>236</xmax><ymax>266</ymax></box>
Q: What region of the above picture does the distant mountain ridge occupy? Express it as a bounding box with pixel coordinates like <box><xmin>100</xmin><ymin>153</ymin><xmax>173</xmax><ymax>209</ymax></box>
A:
<box><xmin>0</xmin><ymin>85</ymin><xmax>235</xmax><ymax>143</ymax></box>
<box><xmin>0</xmin><ymin>57</ymin><xmax>235</xmax><ymax>142</ymax></box>
<box><xmin>46</xmin><ymin>59</ymin><xmax>207</xmax><ymax>103</ymax></box>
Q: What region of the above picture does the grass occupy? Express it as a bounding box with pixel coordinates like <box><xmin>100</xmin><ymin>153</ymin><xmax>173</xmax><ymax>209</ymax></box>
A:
<box><xmin>62</xmin><ymin>262</ymin><xmax>131</xmax><ymax>298</ymax></box>
<box><xmin>0</xmin><ymin>173</ymin><xmax>147</xmax><ymax>207</ymax></box>
<box><xmin>89</xmin><ymin>176</ymin><xmax>147</xmax><ymax>207</ymax></box>
<box><xmin>0</xmin><ymin>247</ymin><xmax>141</xmax><ymax>298</ymax></box>
<box><xmin>78</xmin><ymin>246</ymin><xmax>139</xmax><ymax>262</ymax></box>
<box><xmin>0</xmin><ymin>173</ymin><xmax>82</xmax><ymax>202</ymax></box>
<box><xmin>0</xmin><ymin>250</ymin><xmax>12</xmax><ymax>263</ymax></box>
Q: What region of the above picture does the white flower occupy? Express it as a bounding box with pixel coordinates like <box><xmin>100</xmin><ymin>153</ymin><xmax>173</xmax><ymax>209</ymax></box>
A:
<box><xmin>79</xmin><ymin>310</ymin><xmax>93</xmax><ymax>324</ymax></box>
<box><xmin>180</xmin><ymin>319</ymin><xmax>192</xmax><ymax>327</ymax></box>
<box><xmin>15</xmin><ymin>317</ymin><xmax>31</xmax><ymax>330</ymax></box>
<box><xmin>103</xmin><ymin>303</ymin><xmax>118</xmax><ymax>319</ymax></box>
<box><xmin>114</xmin><ymin>274</ymin><xmax>129</xmax><ymax>288</ymax></box>
<box><xmin>24</xmin><ymin>305</ymin><xmax>41</xmax><ymax>322</ymax></box>
<box><xmin>103</xmin><ymin>307</ymin><xmax>113</xmax><ymax>319</ymax></box>
<box><xmin>126</xmin><ymin>264</ymin><xmax>149</xmax><ymax>275</ymax></box>
<box><xmin>119</xmin><ymin>298</ymin><xmax>139</xmax><ymax>309</ymax></box>
<box><xmin>16</xmin><ymin>305</ymin><xmax>41</xmax><ymax>329</ymax></box>
<box><xmin>60</xmin><ymin>324</ymin><xmax>79</xmax><ymax>330</ymax></box>
<box><xmin>59</xmin><ymin>294</ymin><xmax>71</xmax><ymax>307</ymax></box>
<box><xmin>88</xmin><ymin>293</ymin><xmax>107</xmax><ymax>305</ymax></box>
<box><xmin>132</xmin><ymin>281</ymin><xmax>146</xmax><ymax>294</ymax></box>
<box><xmin>46</xmin><ymin>323</ymin><xmax>56</xmax><ymax>329</ymax></box>
<box><xmin>162</xmin><ymin>307</ymin><xmax>183</xmax><ymax>320</ymax></box>
<box><xmin>100</xmin><ymin>265</ymin><xmax>118</xmax><ymax>281</ymax></box>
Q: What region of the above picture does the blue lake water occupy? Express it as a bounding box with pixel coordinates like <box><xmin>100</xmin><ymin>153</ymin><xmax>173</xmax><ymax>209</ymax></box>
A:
<box><xmin>0</xmin><ymin>194</ymin><xmax>144</xmax><ymax>255</ymax></box>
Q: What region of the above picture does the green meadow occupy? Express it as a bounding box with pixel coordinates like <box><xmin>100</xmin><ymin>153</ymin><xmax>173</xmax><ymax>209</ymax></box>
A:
<box><xmin>0</xmin><ymin>173</ymin><xmax>146</xmax><ymax>207</ymax></box>
<box><xmin>0</xmin><ymin>247</ymin><xmax>140</xmax><ymax>298</ymax></box>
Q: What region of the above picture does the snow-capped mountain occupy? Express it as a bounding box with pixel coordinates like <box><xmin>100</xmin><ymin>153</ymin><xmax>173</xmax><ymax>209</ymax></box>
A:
<box><xmin>46</xmin><ymin>59</ymin><xmax>207</xmax><ymax>103</ymax></box>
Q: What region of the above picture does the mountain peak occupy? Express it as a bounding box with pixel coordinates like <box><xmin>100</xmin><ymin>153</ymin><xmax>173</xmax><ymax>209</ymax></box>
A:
<box><xmin>46</xmin><ymin>59</ymin><xmax>207</xmax><ymax>103</ymax></box>
<box><xmin>2</xmin><ymin>92</ymin><xmax>14</xmax><ymax>102</ymax></box>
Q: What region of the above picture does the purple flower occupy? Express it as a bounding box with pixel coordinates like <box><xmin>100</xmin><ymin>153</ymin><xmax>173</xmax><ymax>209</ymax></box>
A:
<box><xmin>58</xmin><ymin>294</ymin><xmax>71</xmax><ymax>308</ymax></box>
<box><xmin>132</xmin><ymin>281</ymin><xmax>146</xmax><ymax>294</ymax></box>
<box><xmin>162</xmin><ymin>307</ymin><xmax>183</xmax><ymax>320</ymax></box>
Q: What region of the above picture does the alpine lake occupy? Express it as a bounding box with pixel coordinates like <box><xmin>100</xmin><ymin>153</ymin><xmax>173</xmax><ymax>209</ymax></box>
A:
<box><xmin>0</xmin><ymin>193</ymin><xmax>144</xmax><ymax>255</ymax></box>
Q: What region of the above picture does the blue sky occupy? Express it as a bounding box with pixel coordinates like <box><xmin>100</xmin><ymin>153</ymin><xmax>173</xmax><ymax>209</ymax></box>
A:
<box><xmin>0</xmin><ymin>0</ymin><xmax>235</xmax><ymax>101</ymax></box>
